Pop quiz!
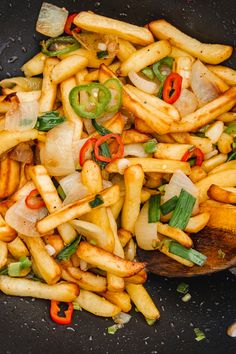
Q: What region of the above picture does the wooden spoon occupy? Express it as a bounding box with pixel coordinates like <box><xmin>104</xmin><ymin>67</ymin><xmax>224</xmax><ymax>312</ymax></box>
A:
<box><xmin>137</xmin><ymin>227</ymin><xmax>236</xmax><ymax>277</ymax></box>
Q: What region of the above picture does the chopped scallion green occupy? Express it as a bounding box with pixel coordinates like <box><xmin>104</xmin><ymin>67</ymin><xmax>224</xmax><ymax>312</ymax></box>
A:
<box><xmin>227</xmin><ymin>151</ymin><xmax>236</xmax><ymax>161</ymax></box>
<box><xmin>73</xmin><ymin>302</ymin><xmax>82</xmax><ymax>311</ymax></box>
<box><xmin>0</xmin><ymin>268</ymin><xmax>8</xmax><ymax>275</ymax></box>
<box><xmin>97</xmin><ymin>50</ymin><xmax>109</xmax><ymax>59</ymax></box>
<box><xmin>57</xmin><ymin>185</ymin><xmax>66</xmax><ymax>201</ymax></box>
<box><xmin>143</xmin><ymin>139</ymin><xmax>158</xmax><ymax>154</ymax></box>
<box><xmin>35</xmin><ymin>111</ymin><xmax>65</xmax><ymax>131</ymax></box>
<box><xmin>177</xmin><ymin>282</ymin><xmax>189</xmax><ymax>294</ymax></box>
<box><xmin>169</xmin><ymin>189</ymin><xmax>196</xmax><ymax>230</ymax></box>
<box><xmin>107</xmin><ymin>324</ymin><xmax>121</xmax><ymax>334</ymax></box>
<box><xmin>89</xmin><ymin>194</ymin><xmax>104</xmax><ymax>208</ymax></box>
<box><xmin>148</xmin><ymin>195</ymin><xmax>161</xmax><ymax>223</ymax></box>
<box><xmin>92</xmin><ymin>119</ymin><xmax>112</xmax><ymax>136</ymax></box>
<box><xmin>141</xmin><ymin>67</ymin><xmax>155</xmax><ymax>80</ymax></box>
<box><xmin>169</xmin><ymin>241</ymin><xmax>207</xmax><ymax>266</ymax></box>
<box><xmin>8</xmin><ymin>256</ymin><xmax>32</xmax><ymax>277</ymax></box>
<box><xmin>146</xmin><ymin>318</ymin><xmax>156</xmax><ymax>326</ymax></box>
<box><xmin>194</xmin><ymin>328</ymin><xmax>206</xmax><ymax>341</ymax></box>
<box><xmin>225</xmin><ymin>123</ymin><xmax>236</xmax><ymax>134</ymax></box>
<box><xmin>181</xmin><ymin>293</ymin><xmax>191</xmax><ymax>302</ymax></box>
<box><xmin>56</xmin><ymin>234</ymin><xmax>81</xmax><ymax>261</ymax></box>
<box><xmin>160</xmin><ymin>196</ymin><xmax>178</xmax><ymax>215</ymax></box>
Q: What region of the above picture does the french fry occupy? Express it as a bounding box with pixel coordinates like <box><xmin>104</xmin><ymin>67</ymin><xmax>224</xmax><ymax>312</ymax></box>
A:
<box><xmin>149</xmin><ymin>19</ymin><xmax>233</xmax><ymax>64</ymax></box>
<box><xmin>66</xmin><ymin>266</ymin><xmax>107</xmax><ymax>292</ymax></box>
<box><xmin>61</xmin><ymin>48</ymin><xmax>113</xmax><ymax>68</ymax></box>
<box><xmin>122</xmin><ymin>129</ymin><xmax>151</xmax><ymax>144</ymax></box>
<box><xmin>118</xmin><ymin>40</ymin><xmax>171</xmax><ymax>76</ymax></box>
<box><xmin>51</xmin><ymin>55</ymin><xmax>88</xmax><ymax>84</ymax></box>
<box><xmin>60</xmin><ymin>78</ymin><xmax>83</xmax><ymax>141</ymax></box>
<box><xmin>209</xmin><ymin>160</ymin><xmax>236</xmax><ymax>175</ymax></box>
<box><xmin>7</xmin><ymin>237</ymin><xmax>29</xmax><ymax>259</ymax></box>
<box><xmin>207</xmin><ymin>65</ymin><xmax>236</xmax><ymax>86</ymax></box>
<box><xmin>154</xmin><ymin>143</ymin><xmax>192</xmax><ymax>160</ymax></box>
<box><xmin>21</xmin><ymin>52</ymin><xmax>46</xmax><ymax>77</ymax></box>
<box><xmin>217</xmin><ymin>133</ymin><xmax>233</xmax><ymax>154</ymax></box>
<box><xmin>0</xmin><ymin>200</ymin><xmax>14</xmax><ymax>218</ymax></box>
<box><xmin>217</xmin><ymin>112</ymin><xmax>236</xmax><ymax>123</ymax></box>
<box><xmin>202</xmin><ymin>153</ymin><xmax>228</xmax><ymax>173</ymax></box>
<box><xmin>118</xmin><ymin>228</ymin><xmax>133</xmax><ymax>248</ymax></box>
<box><xmin>124</xmin><ymin>238</ymin><xmax>136</xmax><ymax>261</ymax></box>
<box><xmin>43</xmin><ymin>234</ymin><xmax>64</xmax><ymax>256</ymax></box>
<box><xmin>0</xmin><ymin>101</ymin><xmax>11</xmax><ymax>113</ymax></box>
<box><xmin>0</xmin><ymin>156</ymin><xmax>20</xmax><ymax>199</ymax></box>
<box><xmin>75</xmin><ymin>68</ymin><xmax>89</xmax><ymax>84</ymax></box>
<box><xmin>84</xmin><ymin>61</ymin><xmax>121</xmax><ymax>82</ymax></box>
<box><xmin>74</xmin><ymin>289</ymin><xmax>121</xmax><ymax>317</ymax></box>
<box><xmin>207</xmin><ymin>184</ymin><xmax>236</xmax><ymax>204</ymax></box>
<box><xmin>38</xmin><ymin>57</ymin><xmax>59</xmax><ymax>113</ymax></box>
<box><xmin>23</xmin><ymin>237</ymin><xmax>61</xmax><ymax>285</ymax></box>
<box><xmin>196</xmin><ymin>169</ymin><xmax>236</xmax><ymax>203</ymax></box>
<box><xmin>124</xmin><ymin>269</ymin><xmax>147</xmax><ymax>285</ymax></box>
<box><xmin>74</xmin><ymin>12</ymin><xmax>154</xmax><ymax>46</ymax></box>
<box><xmin>185</xmin><ymin>212</ymin><xmax>210</xmax><ymax>233</ymax></box>
<box><xmin>174</xmin><ymin>56</ymin><xmax>193</xmax><ymax>89</ymax></box>
<box><xmin>169</xmin><ymin>87</ymin><xmax>236</xmax><ymax>132</ymax></box>
<box><xmin>0</xmin><ymin>214</ymin><xmax>17</xmax><ymax>243</ymax></box>
<box><xmin>199</xmin><ymin>199</ymin><xmax>236</xmax><ymax>232</ymax></box>
<box><xmin>110</xmin><ymin>196</ymin><xmax>124</xmax><ymax>220</ymax></box>
<box><xmin>125</xmin><ymin>84</ymin><xmax>180</xmax><ymax>121</ymax></box>
<box><xmin>134</xmin><ymin>117</ymin><xmax>156</xmax><ymax>134</ymax></box>
<box><xmin>117</xmin><ymin>38</ymin><xmax>136</xmax><ymax>62</ymax></box>
<box><xmin>101</xmin><ymin>291</ymin><xmax>132</xmax><ymax>312</ymax></box>
<box><xmin>189</xmin><ymin>166</ymin><xmax>207</xmax><ymax>183</ymax></box>
<box><xmin>141</xmin><ymin>188</ymin><xmax>151</xmax><ymax>203</ymax></box>
<box><xmin>170</xmin><ymin>46</ymin><xmax>195</xmax><ymax>60</ymax></box>
<box><xmin>89</xmin><ymin>112</ymin><xmax>125</xmax><ymax>138</ymax></box>
<box><xmin>0</xmin><ymin>241</ymin><xmax>8</xmax><ymax>269</ymax></box>
<box><xmin>71</xmin><ymin>253</ymin><xmax>80</xmax><ymax>268</ymax></box>
<box><xmin>121</xmin><ymin>165</ymin><xmax>144</xmax><ymax>234</ymax></box>
<box><xmin>157</xmin><ymin>222</ymin><xmax>193</xmax><ymax>248</ymax></box>
<box><xmin>29</xmin><ymin>165</ymin><xmax>77</xmax><ymax>244</ymax></box>
<box><xmin>106</xmin><ymin>158</ymin><xmax>191</xmax><ymax>175</ymax></box>
<box><xmin>76</xmin><ymin>241</ymin><xmax>145</xmax><ymax>277</ymax></box>
<box><xmin>171</xmin><ymin>133</ymin><xmax>213</xmax><ymax>154</ymax></box>
<box><xmin>37</xmin><ymin>185</ymin><xmax>120</xmax><ymax>234</ymax></box>
<box><xmin>0</xmin><ymin>276</ymin><xmax>79</xmax><ymax>302</ymax></box>
<box><xmin>126</xmin><ymin>283</ymin><xmax>160</xmax><ymax>320</ymax></box>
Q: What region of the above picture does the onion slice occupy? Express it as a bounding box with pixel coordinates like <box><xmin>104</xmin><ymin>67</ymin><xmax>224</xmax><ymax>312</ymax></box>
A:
<box><xmin>124</xmin><ymin>143</ymin><xmax>150</xmax><ymax>158</ymax></box>
<box><xmin>59</xmin><ymin>172</ymin><xmax>89</xmax><ymax>205</ymax></box>
<box><xmin>36</xmin><ymin>2</ymin><xmax>68</xmax><ymax>37</ymax></box>
<box><xmin>173</xmin><ymin>88</ymin><xmax>198</xmax><ymax>117</ymax></box>
<box><xmin>128</xmin><ymin>71</ymin><xmax>159</xmax><ymax>95</ymax></box>
<box><xmin>5</xmin><ymin>100</ymin><xmax>39</xmax><ymax>131</ymax></box>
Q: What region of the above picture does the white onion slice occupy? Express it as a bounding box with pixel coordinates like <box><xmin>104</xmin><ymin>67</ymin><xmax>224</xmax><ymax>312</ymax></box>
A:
<box><xmin>134</xmin><ymin>202</ymin><xmax>158</xmax><ymax>250</ymax></box>
<box><xmin>163</xmin><ymin>170</ymin><xmax>199</xmax><ymax>214</ymax></box>
<box><xmin>5</xmin><ymin>100</ymin><xmax>39</xmax><ymax>131</ymax></box>
<box><xmin>128</xmin><ymin>71</ymin><xmax>158</xmax><ymax>95</ymax></box>
<box><xmin>173</xmin><ymin>88</ymin><xmax>198</xmax><ymax>117</ymax></box>
<box><xmin>36</xmin><ymin>2</ymin><xmax>68</xmax><ymax>37</ymax></box>
<box><xmin>5</xmin><ymin>185</ymin><xmax>48</xmax><ymax>237</ymax></box>
<box><xmin>117</xmin><ymin>158</ymin><xmax>131</xmax><ymax>174</ymax></box>
<box><xmin>44</xmin><ymin>121</ymin><xmax>75</xmax><ymax>176</ymax></box>
<box><xmin>124</xmin><ymin>143</ymin><xmax>149</xmax><ymax>158</ymax></box>
<box><xmin>45</xmin><ymin>244</ymin><xmax>56</xmax><ymax>256</ymax></box>
<box><xmin>113</xmin><ymin>312</ymin><xmax>131</xmax><ymax>324</ymax></box>
<box><xmin>59</xmin><ymin>172</ymin><xmax>89</xmax><ymax>205</ymax></box>
<box><xmin>191</xmin><ymin>60</ymin><xmax>220</xmax><ymax>106</ymax></box>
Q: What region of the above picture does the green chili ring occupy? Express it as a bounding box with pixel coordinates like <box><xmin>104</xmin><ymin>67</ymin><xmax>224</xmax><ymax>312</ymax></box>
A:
<box><xmin>69</xmin><ymin>83</ymin><xmax>112</xmax><ymax>119</ymax></box>
<box><xmin>41</xmin><ymin>36</ymin><xmax>81</xmax><ymax>57</ymax></box>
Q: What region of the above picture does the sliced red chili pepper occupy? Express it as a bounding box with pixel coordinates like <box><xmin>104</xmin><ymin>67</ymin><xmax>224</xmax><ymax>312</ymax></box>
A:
<box><xmin>181</xmin><ymin>147</ymin><xmax>204</xmax><ymax>167</ymax></box>
<box><xmin>64</xmin><ymin>13</ymin><xmax>80</xmax><ymax>36</ymax></box>
<box><xmin>94</xmin><ymin>134</ymin><xmax>124</xmax><ymax>163</ymax></box>
<box><xmin>163</xmin><ymin>72</ymin><xmax>182</xmax><ymax>104</ymax></box>
<box><xmin>25</xmin><ymin>189</ymin><xmax>45</xmax><ymax>209</ymax></box>
<box><xmin>50</xmin><ymin>300</ymin><xmax>73</xmax><ymax>325</ymax></box>
<box><xmin>79</xmin><ymin>138</ymin><xmax>97</xmax><ymax>166</ymax></box>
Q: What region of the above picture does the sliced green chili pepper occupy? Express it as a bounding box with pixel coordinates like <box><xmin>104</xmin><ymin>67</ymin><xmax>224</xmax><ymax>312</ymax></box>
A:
<box><xmin>141</xmin><ymin>67</ymin><xmax>155</xmax><ymax>80</ymax></box>
<box><xmin>41</xmin><ymin>36</ymin><xmax>80</xmax><ymax>57</ymax></box>
<box><xmin>153</xmin><ymin>56</ymin><xmax>174</xmax><ymax>98</ymax></box>
<box><xmin>69</xmin><ymin>83</ymin><xmax>111</xmax><ymax>119</ymax></box>
<box><xmin>104</xmin><ymin>78</ymin><xmax>123</xmax><ymax>113</ymax></box>
<box><xmin>92</xmin><ymin>119</ymin><xmax>112</xmax><ymax>136</ymax></box>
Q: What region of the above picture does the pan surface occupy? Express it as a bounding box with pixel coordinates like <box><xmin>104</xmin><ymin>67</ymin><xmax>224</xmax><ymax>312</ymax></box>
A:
<box><xmin>0</xmin><ymin>1</ymin><xmax>236</xmax><ymax>353</ymax></box>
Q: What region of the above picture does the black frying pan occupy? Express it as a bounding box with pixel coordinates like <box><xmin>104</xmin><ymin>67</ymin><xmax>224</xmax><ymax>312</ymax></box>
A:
<box><xmin>0</xmin><ymin>1</ymin><xmax>236</xmax><ymax>353</ymax></box>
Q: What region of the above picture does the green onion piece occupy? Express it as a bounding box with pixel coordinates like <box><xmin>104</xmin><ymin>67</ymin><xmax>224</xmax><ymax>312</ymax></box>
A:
<box><xmin>153</xmin><ymin>56</ymin><xmax>174</xmax><ymax>82</ymax></box>
<box><xmin>157</xmin><ymin>83</ymin><xmax>164</xmax><ymax>99</ymax></box>
<box><xmin>0</xmin><ymin>268</ymin><xmax>8</xmax><ymax>275</ymax></box>
<box><xmin>56</xmin><ymin>234</ymin><xmax>82</xmax><ymax>261</ymax></box>
<box><xmin>148</xmin><ymin>195</ymin><xmax>161</xmax><ymax>223</ymax></box>
<box><xmin>134</xmin><ymin>307</ymin><xmax>139</xmax><ymax>312</ymax></box>
<box><xmin>217</xmin><ymin>249</ymin><xmax>225</xmax><ymax>259</ymax></box>
<box><xmin>89</xmin><ymin>194</ymin><xmax>104</xmax><ymax>208</ymax></box>
<box><xmin>177</xmin><ymin>282</ymin><xmax>189</xmax><ymax>294</ymax></box>
<box><xmin>157</xmin><ymin>184</ymin><xmax>166</xmax><ymax>193</ymax></box>
<box><xmin>169</xmin><ymin>241</ymin><xmax>207</xmax><ymax>266</ymax></box>
<box><xmin>169</xmin><ymin>189</ymin><xmax>196</xmax><ymax>230</ymax></box>
<box><xmin>97</xmin><ymin>50</ymin><xmax>109</xmax><ymax>59</ymax></box>
<box><xmin>160</xmin><ymin>196</ymin><xmax>178</xmax><ymax>215</ymax></box>
<box><xmin>194</xmin><ymin>131</ymin><xmax>206</xmax><ymax>138</ymax></box>
<box><xmin>146</xmin><ymin>318</ymin><xmax>156</xmax><ymax>326</ymax></box>
<box><xmin>92</xmin><ymin>119</ymin><xmax>112</xmax><ymax>136</ymax></box>
<box><xmin>20</xmin><ymin>256</ymin><xmax>32</xmax><ymax>269</ymax></box>
<box><xmin>225</xmin><ymin>123</ymin><xmax>236</xmax><ymax>134</ymax></box>
<box><xmin>73</xmin><ymin>302</ymin><xmax>82</xmax><ymax>311</ymax></box>
<box><xmin>8</xmin><ymin>256</ymin><xmax>32</xmax><ymax>277</ymax></box>
<box><xmin>93</xmin><ymin>142</ymin><xmax>111</xmax><ymax>169</ymax></box>
<box><xmin>57</xmin><ymin>185</ymin><xmax>66</xmax><ymax>201</ymax></box>
<box><xmin>227</xmin><ymin>151</ymin><xmax>236</xmax><ymax>161</ymax></box>
<box><xmin>143</xmin><ymin>139</ymin><xmax>158</xmax><ymax>154</ymax></box>
<box><xmin>182</xmin><ymin>293</ymin><xmax>191</xmax><ymax>302</ymax></box>
<box><xmin>35</xmin><ymin>111</ymin><xmax>65</xmax><ymax>132</ymax></box>
<box><xmin>194</xmin><ymin>328</ymin><xmax>206</xmax><ymax>341</ymax></box>
<box><xmin>107</xmin><ymin>324</ymin><xmax>120</xmax><ymax>334</ymax></box>
<box><xmin>141</xmin><ymin>67</ymin><xmax>155</xmax><ymax>80</ymax></box>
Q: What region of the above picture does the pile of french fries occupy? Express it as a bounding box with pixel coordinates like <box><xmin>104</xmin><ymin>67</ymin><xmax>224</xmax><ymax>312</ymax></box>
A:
<box><xmin>0</xmin><ymin>8</ymin><xmax>236</xmax><ymax>326</ymax></box>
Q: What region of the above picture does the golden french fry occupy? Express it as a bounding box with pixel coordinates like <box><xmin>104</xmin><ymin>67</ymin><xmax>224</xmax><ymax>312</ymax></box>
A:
<box><xmin>0</xmin><ymin>156</ymin><xmax>20</xmax><ymax>199</ymax></box>
<box><xmin>7</xmin><ymin>236</ymin><xmax>29</xmax><ymax>259</ymax></box>
<box><xmin>0</xmin><ymin>200</ymin><xmax>14</xmax><ymax>218</ymax></box>
<box><xmin>74</xmin><ymin>289</ymin><xmax>121</xmax><ymax>317</ymax></box>
<box><xmin>106</xmin><ymin>157</ymin><xmax>191</xmax><ymax>175</ymax></box>
<box><xmin>37</xmin><ymin>185</ymin><xmax>120</xmax><ymax>234</ymax></box>
<box><xmin>21</xmin><ymin>52</ymin><xmax>46</xmax><ymax>77</ymax></box>
<box><xmin>0</xmin><ymin>214</ymin><xmax>17</xmax><ymax>243</ymax></box>
<box><xmin>207</xmin><ymin>184</ymin><xmax>236</xmax><ymax>204</ymax></box>
<box><xmin>126</xmin><ymin>283</ymin><xmax>160</xmax><ymax>320</ymax></box>
<box><xmin>61</xmin><ymin>48</ymin><xmax>113</xmax><ymax>68</ymax></box>
<box><xmin>154</xmin><ymin>143</ymin><xmax>192</xmax><ymax>160</ymax></box>
<box><xmin>121</xmin><ymin>165</ymin><xmax>144</xmax><ymax>234</ymax></box>
<box><xmin>170</xmin><ymin>46</ymin><xmax>195</xmax><ymax>60</ymax></box>
<box><xmin>196</xmin><ymin>169</ymin><xmax>236</xmax><ymax>203</ymax></box>
<box><xmin>185</xmin><ymin>212</ymin><xmax>210</xmax><ymax>233</ymax></box>
<box><xmin>118</xmin><ymin>228</ymin><xmax>132</xmax><ymax>248</ymax></box>
<box><xmin>51</xmin><ymin>55</ymin><xmax>88</xmax><ymax>84</ymax></box>
<box><xmin>60</xmin><ymin>78</ymin><xmax>83</xmax><ymax>141</ymax></box>
<box><xmin>174</xmin><ymin>56</ymin><xmax>193</xmax><ymax>89</ymax></box>
<box><xmin>141</xmin><ymin>189</ymin><xmax>151</xmax><ymax>203</ymax></box>
<box><xmin>89</xmin><ymin>112</ymin><xmax>125</xmax><ymax>138</ymax></box>
<box><xmin>67</xmin><ymin>266</ymin><xmax>107</xmax><ymax>292</ymax></box>
<box><xmin>199</xmin><ymin>199</ymin><xmax>236</xmax><ymax>233</ymax></box>
<box><xmin>217</xmin><ymin>133</ymin><xmax>233</xmax><ymax>154</ymax></box>
<box><xmin>157</xmin><ymin>222</ymin><xmax>192</xmax><ymax>248</ymax></box>
<box><xmin>0</xmin><ymin>276</ymin><xmax>79</xmax><ymax>302</ymax></box>
<box><xmin>171</xmin><ymin>133</ymin><xmax>213</xmax><ymax>154</ymax></box>
<box><xmin>0</xmin><ymin>101</ymin><xmax>11</xmax><ymax>113</ymax></box>
<box><xmin>122</xmin><ymin>129</ymin><xmax>151</xmax><ymax>144</ymax></box>
<box><xmin>134</xmin><ymin>117</ymin><xmax>156</xmax><ymax>134</ymax></box>
<box><xmin>117</xmin><ymin>38</ymin><xmax>136</xmax><ymax>62</ymax></box>
<box><xmin>202</xmin><ymin>153</ymin><xmax>228</xmax><ymax>173</ymax></box>
<box><xmin>207</xmin><ymin>65</ymin><xmax>236</xmax><ymax>86</ymax></box>
<box><xmin>29</xmin><ymin>165</ymin><xmax>77</xmax><ymax>244</ymax></box>
<box><xmin>0</xmin><ymin>241</ymin><xmax>8</xmax><ymax>269</ymax></box>
<box><xmin>43</xmin><ymin>234</ymin><xmax>64</xmax><ymax>256</ymax></box>
<box><xmin>118</xmin><ymin>40</ymin><xmax>171</xmax><ymax>76</ymax></box>
<box><xmin>75</xmin><ymin>68</ymin><xmax>89</xmax><ymax>84</ymax></box>
<box><xmin>110</xmin><ymin>196</ymin><xmax>124</xmax><ymax>220</ymax></box>
<box><xmin>124</xmin><ymin>269</ymin><xmax>147</xmax><ymax>285</ymax></box>
<box><xmin>149</xmin><ymin>19</ymin><xmax>233</xmax><ymax>64</ymax></box>
<box><xmin>217</xmin><ymin>112</ymin><xmax>236</xmax><ymax>122</ymax></box>
<box><xmin>23</xmin><ymin>237</ymin><xmax>61</xmax><ymax>285</ymax></box>
<box><xmin>101</xmin><ymin>291</ymin><xmax>132</xmax><ymax>312</ymax></box>
<box><xmin>169</xmin><ymin>87</ymin><xmax>236</xmax><ymax>132</ymax></box>
<box><xmin>74</xmin><ymin>12</ymin><xmax>154</xmax><ymax>46</ymax></box>
<box><xmin>124</xmin><ymin>238</ymin><xmax>136</xmax><ymax>261</ymax></box>
<box><xmin>38</xmin><ymin>57</ymin><xmax>59</xmax><ymax>113</ymax></box>
<box><xmin>209</xmin><ymin>161</ymin><xmax>236</xmax><ymax>175</ymax></box>
<box><xmin>189</xmin><ymin>166</ymin><xmax>207</xmax><ymax>183</ymax></box>
<box><xmin>85</xmin><ymin>61</ymin><xmax>121</xmax><ymax>82</ymax></box>
<box><xmin>76</xmin><ymin>241</ymin><xmax>145</xmax><ymax>277</ymax></box>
